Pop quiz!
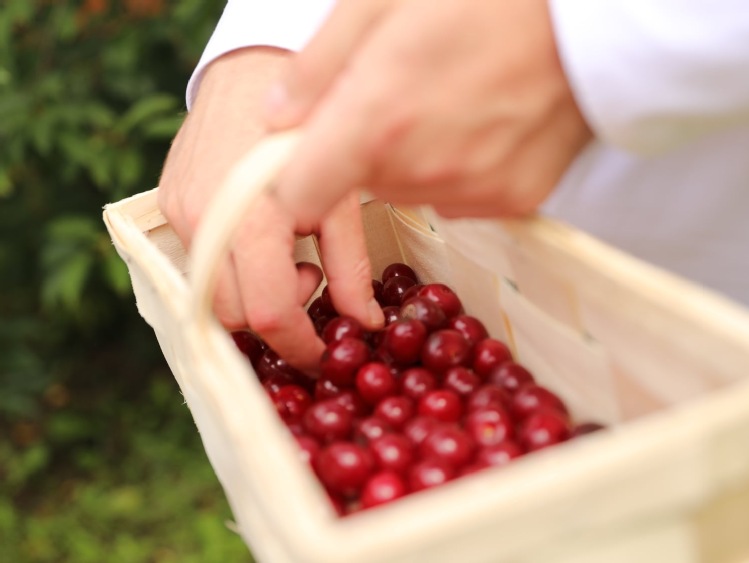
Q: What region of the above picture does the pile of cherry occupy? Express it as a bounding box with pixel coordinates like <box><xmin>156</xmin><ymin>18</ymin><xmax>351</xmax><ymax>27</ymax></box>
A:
<box><xmin>231</xmin><ymin>262</ymin><xmax>604</xmax><ymax>516</ymax></box>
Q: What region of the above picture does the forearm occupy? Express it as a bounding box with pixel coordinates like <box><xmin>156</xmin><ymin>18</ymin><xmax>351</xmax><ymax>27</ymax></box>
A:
<box><xmin>549</xmin><ymin>0</ymin><xmax>749</xmax><ymax>154</ymax></box>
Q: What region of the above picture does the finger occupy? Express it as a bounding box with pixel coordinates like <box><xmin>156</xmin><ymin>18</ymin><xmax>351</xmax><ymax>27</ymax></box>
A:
<box><xmin>296</xmin><ymin>261</ymin><xmax>324</xmax><ymax>305</ymax></box>
<box><xmin>317</xmin><ymin>194</ymin><xmax>384</xmax><ymax>329</ymax></box>
<box><xmin>233</xmin><ymin>196</ymin><xmax>325</xmax><ymax>371</ymax></box>
<box><xmin>265</xmin><ymin>0</ymin><xmax>394</xmax><ymax>130</ymax></box>
<box><xmin>211</xmin><ymin>255</ymin><xmax>250</xmax><ymax>330</ymax></box>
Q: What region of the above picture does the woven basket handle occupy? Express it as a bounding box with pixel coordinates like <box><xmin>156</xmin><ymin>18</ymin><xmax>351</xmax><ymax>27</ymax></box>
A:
<box><xmin>188</xmin><ymin>130</ymin><xmax>302</xmax><ymax>329</ymax></box>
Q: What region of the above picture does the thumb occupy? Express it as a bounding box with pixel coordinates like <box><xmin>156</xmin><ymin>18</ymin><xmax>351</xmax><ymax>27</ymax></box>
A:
<box><xmin>264</xmin><ymin>0</ymin><xmax>393</xmax><ymax>130</ymax></box>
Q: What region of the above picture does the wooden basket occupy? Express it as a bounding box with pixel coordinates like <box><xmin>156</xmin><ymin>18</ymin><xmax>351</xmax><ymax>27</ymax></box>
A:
<box><xmin>103</xmin><ymin>131</ymin><xmax>749</xmax><ymax>563</ymax></box>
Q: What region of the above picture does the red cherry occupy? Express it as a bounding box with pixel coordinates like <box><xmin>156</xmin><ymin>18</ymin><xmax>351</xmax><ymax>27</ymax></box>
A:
<box><xmin>382</xmin><ymin>263</ymin><xmax>418</xmax><ymax>284</ymax></box>
<box><xmin>262</xmin><ymin>373</ymin><xmax>298</xmax><ymax>397</ymax></box>
<box><xmin>465</xmin><ymin>407</ymin><xmax>514</xmax><ymax>447</ymax></box>
<box><xmin>382</xmin><ymin>306</ymin><xmax>401</xmax><ymax>326</ymax></box>
<box><xmin>307</xmin><ymin>296</ymin><xmax>330</xmax><ymax>321</ymax></box>
<box><xmin>273</xmin><ymin>385</ymin><xmax>313</xmax><ymax>424</ymax></box>
<box><xmin>353</xmin><ymin>417</ymin><xmax>393</xmax><ymax>444</ymax></box>
<box><xmin>374</xmin><ymin>396</ymin><xmax>415</xmax><ymax>430</ymax></box>
<box><xmin>295</xmin><ymin>435</ymin><xmax>321</xmax><ymax>465</ymax></box>
<box><xmin>369</xmin><ymin>433</ymin><xmax>415</xmax><ymax>474</ymax></box>
<box><xmin>476</xmin><ymin>441</ymin><xmax>524</xmax><ymax>467</ymax></box>
<box><xmin>256</xmin><ymin>348</ymin><xmax>308</xmax><ymax>385</ymax></box>
<box><xmin>320</xmin><ymin>337</ymin><xmax>371</xmax><ymax>387</ymax></box>
<box><xmin>401</xmin><ymin>283</ymin><xmax>424</xmax><ymax>304</ymax></box>
<box><xmin>447</xmin><ymin>315</ymin><xmax>488</xmax><ymax>349</ymax></box>
<box><xmin>472</xmin><ymin>338</ymin><xmax>513</xmax><ymax>379</ymax></box>
<box><xmin>571</xmin><ymin>421</ymin><xmax>606</xmax><ymax>438</ymax></box>
<box><xmin>356</xmin><ymin>362</ymin><xmax>397</xmax><ymax>404</ymax></box>
<box><xmin>466</xmin><ymin>385</ymin><xmax>510</xmax><ymax>412</ymax></box>
<box><xmin>418</xmin><ymin>389</ymin><xmax>463</xmax><ymax>423</ymax></box>
<box><xmin>488</xmin><ymin>361</ymin><xmax>535</xmax><ymax>394</ymax></box>
<box><xmin>231</xmin><ymin>330</ymin><xmax>266</xmax><ymax>365</ymax></box>
<box><xmin>458</xmin><ymin>461</ymin><xmax>490</xmax><ymax>477</ymax></box>
<box><xmin>400</xmin><ymin>296</ymin><xmax>447</xmax><ymax>332</ymax></box>
<box><xmin>372</xmin><ymin>279</ymin><xmax>385</xmax><ymax>306</ymax></box>
<box><xmin>322</xmin><ymin>316</ymin><xmax>365</xmax><ymax>344</ymax></box>
<box><xmin>420</xmin><ymin>424</ymin><xmax>476</xmax><ymax>469</ymax></box>
<box><xmin>510</xmin><ymin>384</ymin><xmax>569</xmax><ymax>420</ymax></box>
<box><xmin>315</xmin><ymin>377</ymin><xmax>344</xmax><ymax>401</ymax></box>
<box><xmin>361</xmin><ymin>471</ymin><xmax>408</xmax><ymax>509</ymax></box>
<box><xmin>409</xmin><ymin>458</ymin><xmax>455</xmax><ymax>492</ymax></box>
<box><xmin>303</xmin><ymin>399</ymin><xmax>353</xmax><ymax>442</ymax></box>
<box><xmin>314</xmin><ymin>314</ymin><xmax>337</xmax><ymax>336</ymax></box>
<box><xmin>380</xmin><ymin>319</ymin><xmax>428</xmax><ymax>366</ymax></box>
<box><xmin>315</xmin><ymin>442</ymin><xmax>374</xmax><ymax>496</ymax></box>
<box><xmin>403</xmin><ymin>416</ymin><xmax>441</xmax><ymax>446</ymax></box>
<box><xmin>443</xmin><ymin>366</ymin><xmax>481</xmax><ymax>398</ymax></box>
<box><xmin>332</xmin><ymin>390</ymin><xmax>371</xmax><ymax>418</ymax></box>
<box><xmin>421</xmin><ymin>329</ymin><xmax>472</xmax><ymax>373</ymax></box>
<box><xmin>320</xmin><ymin>285</ymin><xmax>338</xmax><ymax>316</ymax></box>
<box><xmin>382</xmin><ymin>276</ymin><xmax>418</xmax><ymax>307</ymax></box>
<box><xmin>518</xmin><ymin>409</ymin><xmax>571</xmax><ymax>452</ymax></box>
<box><xmin>400</xmin><ymin>367</ymin><xmax>438</xmax><ymax>401</ymax></box>
<box><xmin>418</xmin><ymin>283</ymin><xmax>463</xmax><ymax>319</ymax></box>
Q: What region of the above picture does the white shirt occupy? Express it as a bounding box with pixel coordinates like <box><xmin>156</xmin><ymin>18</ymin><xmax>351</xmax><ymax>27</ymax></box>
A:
<box><xmin>187</xmin><ymin>0</ymin><xmax>749</xmax><ymax>306</ymax></box>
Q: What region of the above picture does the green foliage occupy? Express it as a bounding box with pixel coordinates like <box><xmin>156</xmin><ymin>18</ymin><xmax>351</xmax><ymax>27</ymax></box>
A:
<box><xmin>0</xmin><ymin>0</ymin><xmax>253</xmax><ymax>560</ymax></box>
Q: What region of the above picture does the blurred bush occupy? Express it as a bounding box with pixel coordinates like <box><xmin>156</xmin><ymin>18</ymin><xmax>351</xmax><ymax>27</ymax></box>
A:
<box><xmin>1</xmin><ymin>0</ymin><xmax>252</xmax><ymax>560</ymax></box>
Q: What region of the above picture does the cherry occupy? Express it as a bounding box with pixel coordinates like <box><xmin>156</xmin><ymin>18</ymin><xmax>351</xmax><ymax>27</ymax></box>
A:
<box><xmin>418</xmin><ymin>284</ymin><xmax>463</xmax><ymax>319</ymax></box>
<box><xmin>322</xmin><ymin>316</ymin><xmax>365</xmax><ymax>344</ymax></box>
<box><xmin>315</xmin><ymin>377</ymin><xmax>344</xmax><ymax>401</ymax></box>
<box><xmin>314</xmin><ymin>314</ymin><xmax>337</xmax><ymax>336</ymax></box>
<box><xmin>472</xmin><ymin>338</ymin><xmax>513</xmax><ymax>379</ymax></box>
<box><xmin>353</xmin><ymin>417</ymin><xmax>393</xmax><ymax>444</ymax></box>
<box><xmin>372</xmin><ymin>279</ymin><xmax>385</xmax><ymax>306</ymax></box>
<box><xmin>382</xmin><ymin>262</ymin><xmax>418</xmax><ymax>284</ymax></box>
<box><xmin>295</xmin><ymin>435</ymin><xmax>321</xmax><ymax>465</ymax></box>
<box><xmin>403</xmin><ymin>416</ymin><xmax>440</xmax><ymax>446</ymax></box>
<box><xmin>571</xmin><ymin>421</ymin><xmax>606</xmax><ymax>437</ymax></box>
<box><xmin>303</xmin><ymin>399</ymin><xmax>353</xmax><ymax>442</ymax></box>
<box><xmin>476</xmin><ymin>441</ymin><xmax>524</xmax><ymax>467</ymax></box>
<box><xmin>382</xmin><ymin>276</ymin><xmax>418</xmax><ymax>307</ymax></box>
<box><xmin>332</xmin><ymin>390</ymin><xmax>371</xmax><ymax>418</ymax></box>
<box><xmin>273</xmin><ymin>385</ymin><xmax>312</xmax><ymax>424</ymax></box>
<box><xmin>231</xmin><ymin>330</ymin><xmax>266</xmax><ymax>365</ymax></box>
<box><xmin>369</xmin><ymin>433</ymin><xmax>415</xmax><ymax>474</ymax></box>
<box><xmin>409</xmin><ymin>458</ymin><xmax>455</xmax><ymax>492</ymax></box>
<box><xmin>421</xmin><ymin>329</ymin><xmax>472</xmax><ymax>373</ymax></box>
<box><xmin>400</xmin><ymin>296</ymin><xmax>447</xmax><ymax>332</ymax></box>
<box><xmin>380</xmin><ymin>319</ymin><xmax>428</xmax><ymax>366</ymax></box>
<box><xmin>256</xmin><ymin>348</ymin><xmax>307</xmax><ymax>384</ymax></box>
<box><xmin>447</xmin><ymin>315</ymin><xmax>489</xmax><ymax>350</ymax></box>
<box><xmin>466</xmin><ymin>385</ymin><xmax>510</xmax><ymax>412</ymax></box>
<box><xmin>518</xmin><ymin>409</ymin><xmax>571</xmax><ymax>452</ymax></box>
<box><xmin>488</xmin><ymin>361</ymin><xmax>535</xmax><ymax>394</ymax></box>
<box><xmin>374</xmin><ymin>396</ymin><xmax>415</xmax><ymax>430</ymax></box>
<box><xmin>465</xmin><ymin>407</ymin><xmax>514</xmax><ymax>447</ymax></box>
<box><xmin>320</xmin><ymin>337</ymin><xmax>371</xmax><ymax>387</ymax></box>
<box><xmin>420</xmin><ymin>424</ymin><xmax>476</xmax><ymax>469</ymax></box>
<box><xmin>458</xmin><ymin>461</ymin><xmax>490</xmax><ymax>477</ymax></box>
<box><xmin>418</xmin><ymin>389</ymin><xmax>463</xmax><ymax>423</ymax></box>
<box><xmin>262</xmin><ymin>373</ymin><xmax>298</xmax><ymax>397</ymax></box>
<box><xmin>307</xmin><ymin>296</ymin><xmax>329</xmax><ymax>322</ymax></box>
<box><xmin>399</xmin><ymin>367</ymin><xmax>438</xmax><ymax>401</ymax></box>
<box><xmin>443</xmin><ymin>366</ymin><xmax>481</xmax><ymax>398</ymax></box>
<box><xmin>356</xmin><ymin>362</ymin><xmax>397</xmax><ymax>405</ymax></box>
<box><xmin>319</xmin><ymin>285</ymin><xmax>338</xmax><ymax>316</ymax></box>
<box><xmin>361</xmin><ymin>471</ymin><xmax>408</xmax><ymax>509</ymax></box>
<box><xmin>510</xmin><ymin>384</ymin><xmax>569</xmax><ymax>420</ymax></box>
<box><xmin>401</xmin><ymin>283</ymin><xmax>424</xmax><ymax>304</ymax></box>
<box><xmin>381</xmin><ymin>306</ymin><xmax>401</xmax><ymax>326</ymax></box>
<box><xmin>315</xmin><ymin>442</ymin><xmax>374</xmax><ymax>496</ymax></box>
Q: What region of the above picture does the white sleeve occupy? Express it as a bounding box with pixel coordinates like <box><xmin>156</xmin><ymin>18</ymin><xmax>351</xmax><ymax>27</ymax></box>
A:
<box><xmin>548</xmin><ymin>0</ymin><xmax>749</xmax><ymax>154</ymax></box>
<box><xmin>186</xmin><ymin>0</ymin><xmax>335</xmax><ymax>109</ymax></box>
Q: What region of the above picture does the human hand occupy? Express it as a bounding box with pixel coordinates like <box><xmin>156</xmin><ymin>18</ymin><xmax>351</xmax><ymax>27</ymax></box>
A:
<box><xmin>266</xmin><ymin>0</ymin><xmax>592</xmax><ymax>223</ymax></box>
<box><xmin>158</xmin><ymin>47</ymin><xmax>383</xmax><ymax>371</ymax></box>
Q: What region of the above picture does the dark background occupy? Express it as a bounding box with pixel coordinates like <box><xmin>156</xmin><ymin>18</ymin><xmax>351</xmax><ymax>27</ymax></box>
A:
<box><xmin>1</xmin><ymin>1</ymin><xmax>253</xmax><ymax>560</ymax></box>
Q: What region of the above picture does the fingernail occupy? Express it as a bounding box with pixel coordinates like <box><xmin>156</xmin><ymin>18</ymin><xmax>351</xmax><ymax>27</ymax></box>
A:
<box><xmin>368</xmin><ymin>298</ymin><xmax>385</xmax><ymax>328</ymax></box>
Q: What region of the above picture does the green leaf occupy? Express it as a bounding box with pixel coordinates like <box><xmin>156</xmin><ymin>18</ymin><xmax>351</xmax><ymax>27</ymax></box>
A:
<box><xmin>101</xmin><ymin>246</ymin><xmax>132</xmax><ymax>296</ymax></box>
<box><xmin>142</xmin><ymin>114</ymin><xmax>185</xmax><ymax>139</ymax></box>
<box><xmin>41</xmin><ymin>251</ymin><xmax>93</xmax><ymax>311</ymax></box>
<box><xmin>116</xmin><ymin>94</ymin><xmax>180</xmax><ymax>135</ymax></box>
